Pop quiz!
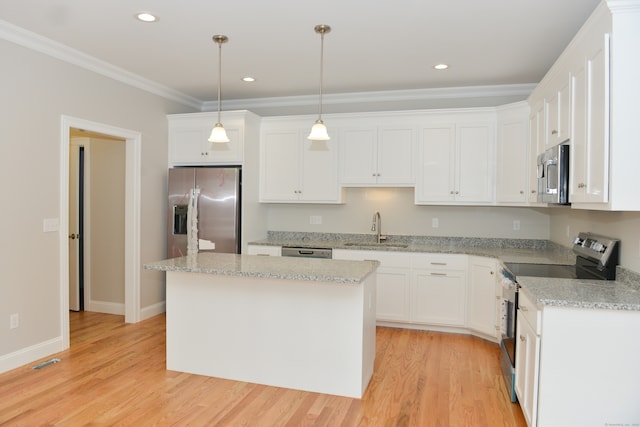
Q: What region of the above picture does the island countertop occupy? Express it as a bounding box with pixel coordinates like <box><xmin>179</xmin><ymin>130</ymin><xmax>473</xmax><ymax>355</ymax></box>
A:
<box><xmin>145</xmin><ymin>252</ymin><xmax>379</xmax><ymax>285</ymax></box>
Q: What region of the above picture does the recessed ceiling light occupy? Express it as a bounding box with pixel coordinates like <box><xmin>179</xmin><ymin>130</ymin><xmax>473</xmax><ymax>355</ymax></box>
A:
<box><xmin>242</xmin><ymin>76</ymin><xmax>256</xmax><ymax>82</ymax></box>
<box><xmin>433</xmin><ymin>64</ymin><xmax>449</xmax><ymax>70</ymax></box>
<box><xmin>135</xmin><ymin>12</ymin><xmax>158</xmax><ymax>23</ymax></box>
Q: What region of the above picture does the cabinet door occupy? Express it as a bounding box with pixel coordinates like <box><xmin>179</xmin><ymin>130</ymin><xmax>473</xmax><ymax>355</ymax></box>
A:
<box><xmin>528</xmin><ymin>104</ymin><xmax>544</xmax><ymax>203</ymax></box>
<box><xmin>168</xmin><ymin>115</ymin><xmax>244</xmax><ymax>165</ymax></box>
<box><xmin>514</xmin><ymin>316</ymin><xmax>540</xmax><ymax>427</ymax></box>
<box><xmin>546</xmin><ymin>74</ymin><xmax>571</xmax><ymax>148</ymax></box>
<box><xmin>571</xmin><ymin>36</ymin><xmax>610</xmax><ymax>204</ymax></box>
<box><xmin>377</xmin><ymin>127</ymin><xmax>415</xmax><ymax>185</ymax></box>
<box><xmin>412</xmin><ymin>269</ymin><xmax>466</xmax><ymax>326</ymax></box>
<box><xmin>467</xmin><ymin>257</ymin><xmax>499</xmax><ymax>338</ymax></box>
<box><xmin>456</xmin><ymin>123</ymin><xmax>494</xmax><ymax>203</ymax></box>
<box><xmin>496</xmin><ymin>117</ymin><xmax>528</xmax><ymax>204</ymax></box>
<box><xmin>415</xmin><ymin>125</ymin><xmax>456</xmax><ymax>202</ymax></box>
<box><xmin>376</xmin><ymin>268</ymin><xmax>411</xmax><ymax>322</ymax></box>
<box><xmin>300</xmin><ymin>138</ymin><xmax>340</xmax><ymax>202</ymax></box>
<box><xmin>260</xmin><ymin>130</ymin><xmax>301</xmax><ymax>201</ymax></box>
<box><xmin>340</xmin><ymin>128</ymin><xmax>377</xmax><ymax>184</ymax></box>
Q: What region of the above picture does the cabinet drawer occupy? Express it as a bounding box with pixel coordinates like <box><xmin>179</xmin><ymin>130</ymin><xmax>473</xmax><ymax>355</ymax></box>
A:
<box><xmin>411</xmin><ymin>253</ymin><xmax>467</xmax><ymax>270</ymax></box>
<box><xmin>333</xmin><ymin>249</ymin><xmax>411</xmax><ymax>269</ymax></box>
<box><xmin>518</xmin><ymin>289</ymin><xmax>541</xmax><ymax>333</ymax></box>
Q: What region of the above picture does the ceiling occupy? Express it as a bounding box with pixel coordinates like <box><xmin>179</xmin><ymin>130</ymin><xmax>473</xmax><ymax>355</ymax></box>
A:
<box><xmin>0</xmin><ymin>0</ymin><xmax>601</xmax><ymax>111</ymax></box>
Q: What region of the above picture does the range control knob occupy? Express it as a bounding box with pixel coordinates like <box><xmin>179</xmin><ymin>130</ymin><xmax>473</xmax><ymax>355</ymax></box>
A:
<box><xmin>593</xmin><ymin>242</ymin><xmax>606</xmax><ymax>253</ymax></box>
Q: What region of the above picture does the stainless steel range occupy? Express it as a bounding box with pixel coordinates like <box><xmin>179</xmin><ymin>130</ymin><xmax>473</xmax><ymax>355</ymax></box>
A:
<box><xmin>499</xmin><ymin>232</ymin><xmax>620</xmax><ymax>403</ymax></box>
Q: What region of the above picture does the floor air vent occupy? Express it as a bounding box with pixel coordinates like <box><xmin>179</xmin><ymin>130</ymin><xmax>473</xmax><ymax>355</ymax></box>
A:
<box><xmin>32</xmin><ymin>358</ymin><xmax>61</xmax><ymax>370</ymax></box>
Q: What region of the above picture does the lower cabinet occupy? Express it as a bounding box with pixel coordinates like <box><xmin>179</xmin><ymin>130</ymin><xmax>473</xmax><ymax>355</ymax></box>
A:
<box><xmin>514</xmin><ymin>293</ymin><xmax>540</xmax><ymax>427</ymax></box>
<box><xmin>467</xmin><ymin>257</ymin><xmax>500</xmax><ymax>339</ymax></box>
<box><xmin>411</xmin><ymin>254</ymin><xmax>467</xmax><ymax>326</ymax></box>
<box><xmin>333</xmin><ymin>249</ymin><xmax>411</xmax><ymax>322</ymax></box>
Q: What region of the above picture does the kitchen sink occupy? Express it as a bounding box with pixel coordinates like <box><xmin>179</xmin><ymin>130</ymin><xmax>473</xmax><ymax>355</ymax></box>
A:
<box><xmin>342</xmin><ymin>242</ymin><xmax>409</xmax><ymax>249</ymax></box>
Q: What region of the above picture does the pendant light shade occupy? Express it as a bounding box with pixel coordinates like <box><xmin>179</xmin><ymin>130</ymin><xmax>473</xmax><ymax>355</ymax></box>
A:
<box><xmin>308</xmin><ymin>25</ymin><xmax>331</xmax><ymax>141</ymax></box>
<box><xmin>209</xmin><ymin>35</ymin><xmax>230</xmax><ymax>143</ymax></box>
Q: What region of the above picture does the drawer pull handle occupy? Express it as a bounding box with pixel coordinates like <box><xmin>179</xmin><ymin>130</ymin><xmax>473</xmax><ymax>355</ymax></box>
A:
<box><xmin>430</xmin><ymin>262</ymin><xmax>447</xmax><ymax>266</ymax></box>
<box><xmin>430</xmin><ymin>272</ymin><xmax>447</xmax><ymax>276</ymax></box>
<box><xmin>519</xmin><ymin>335</ymin><xmax>527</xmax><ymax>342</ymax></box>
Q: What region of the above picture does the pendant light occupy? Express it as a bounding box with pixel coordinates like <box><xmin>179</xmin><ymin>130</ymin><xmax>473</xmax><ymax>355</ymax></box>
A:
<box><xmin>308</xmin><ymin>24</ymin><xmax>331</xmax><ymax>141</ymax></box>
<box><xmin>208</xmin><ymin>35</ymin><xmax>230</xmax><ymax>143</ymax></box>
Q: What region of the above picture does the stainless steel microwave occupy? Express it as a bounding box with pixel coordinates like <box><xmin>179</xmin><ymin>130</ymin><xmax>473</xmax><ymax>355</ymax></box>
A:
<box><xmin>537</xmin><ymin>144</ymin><xmax>570</xmax><ymax>204</ymax></box>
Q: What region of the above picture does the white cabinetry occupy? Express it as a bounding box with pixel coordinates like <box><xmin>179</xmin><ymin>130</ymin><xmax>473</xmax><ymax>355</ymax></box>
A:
<box><xmin>168</xmin><ymin>111</ymin><xmax>253</xmax><ymax>165</ymax></box>
<box><xmin>246</xmin><ymin>245</ymin><xmax>281</xmax><ymax>256</ymax></box>
<box><xmin>467</xmin><ymin>257</ymin><xmax>500</xmax><ymax>339</ymax></box>
<box><xmin>340</xmin><ymin>125</ymin><xmax>416</xmax><ymax>186</ymax></box>
<box><xmin>416</xmin><ymin>112</ymin><xmax>495</xmax><ymax>204</ymax></box>
<box><xmin>528</xmin><ymin>102</ymin><xmax>545</xmax><ymax>204</ymax></box>
<box><xmin>260</xmin><ymin>118</ymin><xmax>342</xmax><ymax>203</ymax></box>
<box><xmin>570</xmin><ymin>32</ymin><xmax>610</xmax><ymax>204</ymax></box>
<box><xmin>544</xmin><ymin>73</ymin><xmax>572</xmax><ymax>148</ymax></box>
<box><xmin>514</xmin><ymin>290</ymin><xmax>541</xmax><ymax>427</ymax></box>
<box><xmin>496</xmin><ymin>103</ymin><xmax>529</xmax><ymax>205</ymax></box>
<box><xmin>410</xmin><ymin>254</ymin><xmax>467</xmax><ymax>326</ymax></box>
<box><xmin>332</xmin><ymin>249</ymin><xmax>411</xmax><ymax>322</ymax></box>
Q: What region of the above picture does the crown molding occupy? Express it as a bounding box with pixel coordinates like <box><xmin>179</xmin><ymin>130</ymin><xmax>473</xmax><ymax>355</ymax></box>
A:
<box><xmin>0</xmin><ymin>19</ymin><xmax>202</xmax><ymax>109</ymax></box>
<box><xmin>210</xmin><ymin>83</ymin><xmax>536</xmax><ymax>112</ymax></box>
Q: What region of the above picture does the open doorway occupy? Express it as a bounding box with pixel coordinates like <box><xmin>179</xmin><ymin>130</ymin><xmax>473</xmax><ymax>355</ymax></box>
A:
<box><xmin>69</xmin><ymin>129</ymin><xmax>126</xmax><ymax>314</ymax></box>
<box><xmin>59</xmin><ymin>116</ymin><xmax>142</xmax><ymax>350</ymax></box>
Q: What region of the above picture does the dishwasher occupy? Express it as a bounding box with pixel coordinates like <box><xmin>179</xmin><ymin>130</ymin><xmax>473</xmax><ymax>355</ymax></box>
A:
<box><xmin>281</xmin><ymin>246</ymin><xmax>332</xmax><ymax>259</ymax></box>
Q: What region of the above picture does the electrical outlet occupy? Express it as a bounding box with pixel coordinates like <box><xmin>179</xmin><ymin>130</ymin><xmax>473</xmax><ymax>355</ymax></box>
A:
<box><xmin>309</xmin><ymin>215</ymin><xmax>322</xmax><ymax>225</ymax></box>
<box><xmin>10</xmin><ymin>313</ymin><xmax>19</xmax><ymax>329</ymax></box>
<box><xmin>513</xmin><ymin>220</ymin><xmax>521</xmax><ymax>231</ymax></box>
<box><xmin>432</xmin><ymin>218</ymin><xmax>439</xmax><ymax>228</ymax></box>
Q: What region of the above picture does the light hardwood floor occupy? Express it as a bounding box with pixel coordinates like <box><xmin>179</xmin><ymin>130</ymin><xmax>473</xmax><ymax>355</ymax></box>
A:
<box><xmin>0</xmin><ymin>312</ymin><xmax>526</xmax><ymax>426</ymax></box>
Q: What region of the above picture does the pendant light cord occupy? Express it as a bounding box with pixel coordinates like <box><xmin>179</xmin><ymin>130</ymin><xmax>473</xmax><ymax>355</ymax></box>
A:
<box><xmin>318</xmin><ymin>30</ymin><xmax>324</xmax><ymax>120</ymax></box>
<box><xmin>217</xmin><ymin>39</ymin><xmax>223</xmax><ymax>124</ymax></box>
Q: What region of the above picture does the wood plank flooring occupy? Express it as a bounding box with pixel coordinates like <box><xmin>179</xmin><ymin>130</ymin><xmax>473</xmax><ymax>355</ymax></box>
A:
<box><xmin>0</xmin><ymin>312</ymin><xmax>526</xmax><ymax>426</ymax></box>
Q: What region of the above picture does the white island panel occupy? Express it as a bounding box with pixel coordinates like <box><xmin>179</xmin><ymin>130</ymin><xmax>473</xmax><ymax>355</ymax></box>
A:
<box><xmin>166</xmin><ymin>270</ymin><xmax>376</xmax><ymax>398</ymax></box>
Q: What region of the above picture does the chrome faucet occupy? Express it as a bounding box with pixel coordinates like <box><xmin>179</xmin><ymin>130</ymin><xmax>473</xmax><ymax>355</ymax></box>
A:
<box><xmin>371</xmin><ymin>211</ymin><xmax>387</xmax><ymax>243</ymax></box>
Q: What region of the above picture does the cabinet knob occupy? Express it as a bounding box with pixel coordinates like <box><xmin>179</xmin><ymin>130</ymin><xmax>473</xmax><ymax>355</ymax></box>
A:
<box><xmin>520</xmin><ymin>305</ymin><xmax>528</xmax><ymax>312</ymax></box>
<box><xmin>519</xmin><ymin>190</ymin><xmax>524</xmax><ymax>194</ymax></box>
<box><xmin>551</xmin><ymin>130</ymin><xmax>558</xmax><ymax>135</ymax></box>
<box><xmin>455</xmin><ymin>191</ymin><xmax>459</xmax><ymax>195</ymax></box>
<box><xmin>490</xmin><ymin>271</ymin><xmax>494</xmax><ymax>275</ymax></box>
<box><xmin>519</xmin><ymin>335</ymin><xmax>527</xmax><ymax>342</ymax></box>
<box><xmin>531</xmin><ymin>190</ymin><xmax>536</xmax><ymax>194</ymax></box>
<box><xmin>450</xmin><ymin>191</ymin><xmax>454</xmax><ymax>194</ymax></box>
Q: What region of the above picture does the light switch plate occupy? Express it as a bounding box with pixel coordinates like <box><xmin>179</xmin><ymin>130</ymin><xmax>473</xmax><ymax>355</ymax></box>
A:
<box><xmin>43</xmin><ymin>218</ymin><xmax>59</xmax><ymax>232</ymax></box>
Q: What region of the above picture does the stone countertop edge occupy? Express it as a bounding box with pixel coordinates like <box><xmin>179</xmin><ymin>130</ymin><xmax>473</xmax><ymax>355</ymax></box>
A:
<box><xmin>144</xmin><ymin>253</ymin><xmax>380</xmax><ymax>285</ymax></box>
<box><xmin>517</xmin><ymin>275</ymin><xmax>640</xmax><ymax>312</ymax></box>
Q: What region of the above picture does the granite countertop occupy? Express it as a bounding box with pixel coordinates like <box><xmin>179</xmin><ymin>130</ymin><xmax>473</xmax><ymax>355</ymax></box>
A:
<box><xmin>517</xmin><ymin>276</ymin><xmax>640</xmax><ymax>311</ymax></box>
<box><xmin>144</xmin><ymin>252</ymin><xmax>379</xmax><ymax>285</ymax></box>
<box><xmin>250</xmin><ymin>231</ymin><xmax>640</xmax><ymax>312</ymax></box>
<box><xmin>250</xmin><ymin>232</ymin><xmax>577</xmax><ymax>265</ymax></box>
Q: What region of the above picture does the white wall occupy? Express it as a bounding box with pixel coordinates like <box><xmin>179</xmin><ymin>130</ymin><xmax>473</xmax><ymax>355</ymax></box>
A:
<box><xmin>549</xmin><ymin>209</ymin><xmax>640</xmax><ymax>273</ymax></box>
<box><xmin>265</xmin><ymin>187</ymin><xmax>551</xmax><ymax>239</ymax></box>
<box><xmin>0</xmin><ymin>39</ymin><xmax>196</xmax><ymax>368</ymax></box>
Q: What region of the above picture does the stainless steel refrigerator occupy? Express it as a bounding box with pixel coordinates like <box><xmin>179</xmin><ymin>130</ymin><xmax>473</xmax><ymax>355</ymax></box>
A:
<box><xmin>167</xmin><ymin>167</ymin><xmax>241</xmax><ymax>258</ymax></box>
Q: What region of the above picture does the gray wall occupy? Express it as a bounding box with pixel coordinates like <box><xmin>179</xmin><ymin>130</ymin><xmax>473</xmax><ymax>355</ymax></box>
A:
<box><xmin>0</xmin><ymin>38</ymin><xmax>195</xmax><ymax>364</ymax></box>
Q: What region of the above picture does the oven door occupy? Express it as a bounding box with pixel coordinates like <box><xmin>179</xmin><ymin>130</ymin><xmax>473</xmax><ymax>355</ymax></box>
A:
<box><xmin>499</xmin><ymin>271</ymin><xmax>518</xmax><ymax>403</ymax></box>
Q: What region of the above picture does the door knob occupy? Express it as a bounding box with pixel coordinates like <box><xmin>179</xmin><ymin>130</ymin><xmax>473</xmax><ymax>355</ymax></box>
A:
<box><xmin>69</xmin><ymin>233</ymin><xmax>78</xmax><ymax>239</ymax></box>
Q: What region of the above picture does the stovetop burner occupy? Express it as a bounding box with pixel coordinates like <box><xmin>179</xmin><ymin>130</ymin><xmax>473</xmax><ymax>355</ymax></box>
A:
<box><xmin>505</xmin><ymin>232</ymin><xmax>620</xmax><ymax>281</ymax></box>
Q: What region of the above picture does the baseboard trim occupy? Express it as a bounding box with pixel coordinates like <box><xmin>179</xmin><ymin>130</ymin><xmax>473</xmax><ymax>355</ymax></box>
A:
<box><xmin>0</xmin><ymin>336</ymin><xmax>64</xmax><ymax>374</ymax></box>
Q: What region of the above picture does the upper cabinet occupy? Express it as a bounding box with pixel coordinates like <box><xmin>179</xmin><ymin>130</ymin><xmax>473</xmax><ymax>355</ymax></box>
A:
<box><xmin>544</xmin><ymin>72</ymin><xmax>572</xmax><ymax>148</ymax></box>
<box><xmin>529</xmin><ymin>2</ymin><xmax>640</xmax><ymax>210</ymax></box>
<box><xmin>528</xmin><ymin>101</ymin><xmax>546</xmax><ymax>204</ymax></box>
<box><xmin>570</xmin><ymin>31</ymin><xmax>610</xmax><ymax>204</ymax></box>
<box><xmin>496</xmin><ymin>102</ymin><xmax>530</xmax><ymax>205</ymax></box>
<box><xmin>168</xmin><ymin>111</ymin><xmax>258</xmax><ymax>166</ymax></box>
<box><xmin>415</xmin><ymin>111</ymin><xmax>495</xmax><ymax>205</ymax></box>
<box><xmin>260</xmin><ymin>117</ymin><xmax>343</xmax><ymax>203</ymax></box>
<box><xmin>340</xmin><ymin>123</ymin><xmax>416</xmax><ymax>186</ymax></box>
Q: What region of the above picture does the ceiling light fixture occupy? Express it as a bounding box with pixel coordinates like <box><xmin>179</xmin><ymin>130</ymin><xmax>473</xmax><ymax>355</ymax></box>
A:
<box><xmin>308</xmin><ymin>24</ymin><xmax>331</xmax><ymax>141</ymax></box>
<box><xmin>135</xmin><ymin>12</ymin><xmax>158</xmax><ymax>23</ymax></box>
<box><xmin>208</xmin><ymin>35</ymin><xmax>230</xmax><ymax>143</ymax></box>
<box><xmin>242</xmin><ymin>76</ymin><xmax>256</xmax><ymax>82</ymax></box>
<box><xmin>433</xmin><ymin>63</ymin><xmax>449</xmax><ymax>70</ymax></box>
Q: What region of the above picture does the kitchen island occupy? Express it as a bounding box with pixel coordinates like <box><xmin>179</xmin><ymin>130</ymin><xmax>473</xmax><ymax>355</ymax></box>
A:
<box><xmin>145</xmin><ymin>253</ymin><xmax>379</xmax><ymax>398</ymax></box>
